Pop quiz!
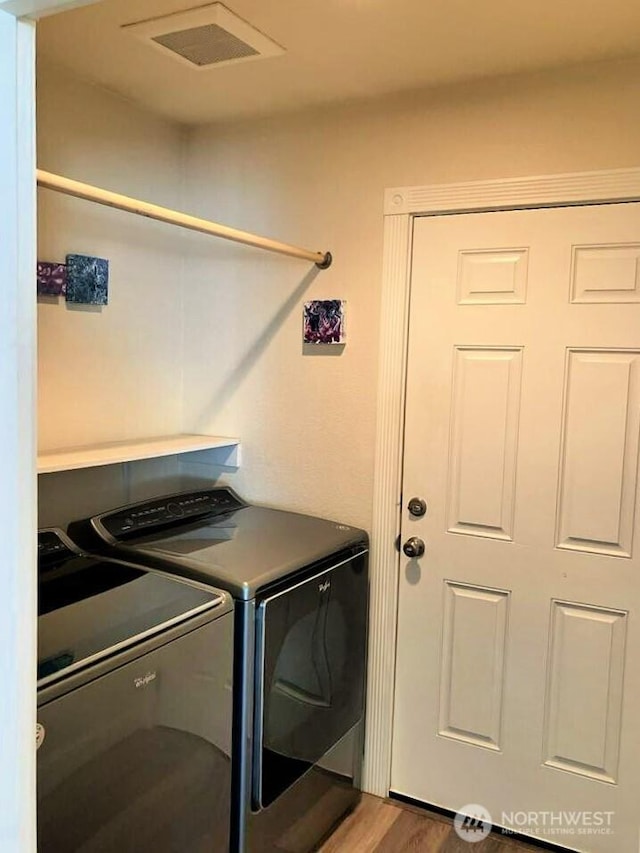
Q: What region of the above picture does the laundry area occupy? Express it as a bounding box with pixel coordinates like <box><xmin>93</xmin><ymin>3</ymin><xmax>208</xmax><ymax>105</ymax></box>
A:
<box><xmin>3</xmin><ymin>1</ymin><xmax>640</xmax><ymax>851</ymax></box>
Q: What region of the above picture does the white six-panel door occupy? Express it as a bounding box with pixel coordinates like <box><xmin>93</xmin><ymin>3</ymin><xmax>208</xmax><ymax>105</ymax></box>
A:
<box><xmin>392</xmin><ymin>203</ymin><xmax>640</xmax><ymax>852</ymax></box>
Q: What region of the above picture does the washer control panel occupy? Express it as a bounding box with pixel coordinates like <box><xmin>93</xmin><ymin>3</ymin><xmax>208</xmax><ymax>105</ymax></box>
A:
<box><xmin>38</xmin><ymin>529</ymin><xmax>77</xmax><ymax>568</ymax></box>
<box><xmin>101</xmin><ymin>488</ymin><xmax>245</xmax><ymax>539</ymax></box>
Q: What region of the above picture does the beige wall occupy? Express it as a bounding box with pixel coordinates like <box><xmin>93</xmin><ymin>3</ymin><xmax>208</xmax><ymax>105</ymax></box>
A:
<box><xmin>37</xmin><ymin>63</ymin><xmax>186</xmax><ymax>451</ymax></box>
<box><xmin>183</xmin><ymin>56</ymin><xmax>640</xmax><ymax>531</ymax></box>
<box><xmin>36</xmin><ymin>56</ymin><xmax>640</xmax><ymax>531</ymax></box>
<box><xmin>37</xmin><ymin>64</ymin><xmax>188</xmax><ymax>525</ymax></box>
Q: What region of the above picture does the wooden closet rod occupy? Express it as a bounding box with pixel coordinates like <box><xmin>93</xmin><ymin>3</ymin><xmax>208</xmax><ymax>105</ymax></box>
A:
<box><xmin>36</xmin><ymin>169</ymin><xmax>333</xmax><ymax>269</ymax></box>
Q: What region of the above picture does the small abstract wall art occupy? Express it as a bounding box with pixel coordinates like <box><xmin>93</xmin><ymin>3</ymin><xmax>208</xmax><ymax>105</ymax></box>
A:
<box><xmin>303</xmin><ymin>300</ymin><xmax>346</xmax><ymax>344</ymax></box>
<box><xmin>37</xmin><ymin>262</ymin><xmax>67</xmax><ymax>296</ymax></box>
<box><xmin>66</xmin><ymin>254</ymin><xmax>109</xmax><ymax>305</ymax></box>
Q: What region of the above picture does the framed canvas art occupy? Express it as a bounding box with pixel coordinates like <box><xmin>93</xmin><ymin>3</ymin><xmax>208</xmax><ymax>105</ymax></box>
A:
<box><xmin>303</xmin><ymin>300</ymin><xmax>345</xmax><ymax>344</ymax></box>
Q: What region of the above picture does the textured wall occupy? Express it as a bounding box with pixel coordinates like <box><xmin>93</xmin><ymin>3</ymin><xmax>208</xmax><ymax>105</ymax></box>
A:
<box><xmin>36</xmin><ymin>56</ymin><xmax>640</xmax><ymax>531</ymax></box>
<box><xmin>183</xmin><ymin>56</ymin><xmax>640</xmax><ymax>531</ymax></box>
<box><xmin>37</xmin><ymin>62</ymin><xmax>187</xmax><ymax>451</ymax></box>
<box><xmin>36</xmin><ymin>63</ymin><xmax>188</xmax><ymax>526</ymax></box>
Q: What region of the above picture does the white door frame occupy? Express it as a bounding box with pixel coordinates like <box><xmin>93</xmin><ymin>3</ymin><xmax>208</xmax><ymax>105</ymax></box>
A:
<box><xmin>1</xmin><ymin>13</ymin><xmax>38</xmax><ymax>852</ymax></box>
<box><xmin>363</xmin><ymin>166</ymin><xmax>640</xmax><ymax>797</ymax></box>
<box><xmin>0</xmin><ymin>2</ymin><xmax>102</xmax><ymax>851</ymax></box>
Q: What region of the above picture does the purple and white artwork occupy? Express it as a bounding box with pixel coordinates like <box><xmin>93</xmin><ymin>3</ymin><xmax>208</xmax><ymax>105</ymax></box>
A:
<box><xmin>303</xmin><ymin>300</ymin><xmax>346</xmax><ymax>344</ymax></box>
<box><xmin>37</xmin><ymin>262</ymin><xmax>67</xmax><ymax>296</ymax></box>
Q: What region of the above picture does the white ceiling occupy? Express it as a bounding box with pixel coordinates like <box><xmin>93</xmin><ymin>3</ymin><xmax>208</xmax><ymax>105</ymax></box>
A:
<box><xmin>37</xmin><ymin>0</ymin><xmax>640</xmax><ymax>126</ymax></box>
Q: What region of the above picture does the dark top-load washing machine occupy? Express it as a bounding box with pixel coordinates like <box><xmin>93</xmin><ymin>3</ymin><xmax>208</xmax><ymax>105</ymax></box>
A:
<box><xmin>69</xmin><ymin>487</ymin><xmax>369</xmax><ymax>853</ymax></box>
<box><xmin>37</xmin><ymin>528</ymin><xmax>234</xmax><ymax>853</ymax></box>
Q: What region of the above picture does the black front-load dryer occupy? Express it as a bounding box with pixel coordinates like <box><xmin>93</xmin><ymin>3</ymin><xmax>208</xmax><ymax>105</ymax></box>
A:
<box><xmin>68</xmin><ymin>488</ymin><xmax>369</xmax><ymax>853</ymax></box>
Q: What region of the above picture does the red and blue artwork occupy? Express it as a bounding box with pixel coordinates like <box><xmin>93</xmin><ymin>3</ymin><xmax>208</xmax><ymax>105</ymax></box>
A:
<box><xmin>303</xmin><ymin>299</ymin><xmax>346</xmax><ymax>344</ymax></box>
<box><xmin>37</xmin><ymin>261</ymin><xmax>67</xmax><ymax>296</ymax></box>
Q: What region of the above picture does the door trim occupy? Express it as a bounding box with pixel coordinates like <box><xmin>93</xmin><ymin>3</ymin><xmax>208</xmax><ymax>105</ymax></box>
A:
<box><xmin>0</xmin><ymin>13</ymin><xmax>37</xmax><ymax>851</ymax></box>
<box><xmin>363</xmin><ymin>166</ymin><xmax>640</xmax><ymax>797</ymax></box>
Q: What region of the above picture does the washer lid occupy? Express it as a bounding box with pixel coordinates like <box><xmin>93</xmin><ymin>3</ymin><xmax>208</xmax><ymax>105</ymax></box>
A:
<box><xmin>70</xmin><ymin>489</ymin><xmax>369</xmax><ymax>600</ymax></box>
<box><xmin>38</xmin><ymin>529</ymin><xmax>227</xmax><ymax>688</ymax></box>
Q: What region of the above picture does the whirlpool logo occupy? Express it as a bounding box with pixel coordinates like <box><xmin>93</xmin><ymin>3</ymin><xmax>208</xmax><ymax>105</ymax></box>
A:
<box><xmin>134</xmin><ymin>671</ymin><xmax>157</xmax><ymax>689</ymax></box>
<box><xmin>318</xmin><ymin>580</ymin><xmax>331</xmax><ymax>594</ymax></box>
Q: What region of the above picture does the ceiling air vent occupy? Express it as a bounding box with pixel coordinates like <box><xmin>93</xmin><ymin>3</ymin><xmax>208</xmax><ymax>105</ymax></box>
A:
<box><xmin>122</xmin><ymin>3</ymin><xmax>285</xmax><ymax>70</ymax></box>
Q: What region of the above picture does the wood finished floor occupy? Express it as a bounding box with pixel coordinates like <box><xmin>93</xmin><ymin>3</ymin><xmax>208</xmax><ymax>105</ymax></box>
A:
<box><xmin>319</xmin><ymin>795</ymin><xmax>541</xmax><ymax>853</ymax></box>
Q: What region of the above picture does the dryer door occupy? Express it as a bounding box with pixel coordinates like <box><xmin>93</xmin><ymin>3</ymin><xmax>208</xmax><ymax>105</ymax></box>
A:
<box><xmin>254</xmin><ymin>549</ymin><xmax>368</xmax><ymax>808</ymax></box>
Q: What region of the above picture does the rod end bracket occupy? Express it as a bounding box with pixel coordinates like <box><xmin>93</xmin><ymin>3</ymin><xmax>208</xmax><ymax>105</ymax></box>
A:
<box><xmin>316</xmin><ymin>251</ymin><xmax>333</xmax><ymax>270</ymax></box>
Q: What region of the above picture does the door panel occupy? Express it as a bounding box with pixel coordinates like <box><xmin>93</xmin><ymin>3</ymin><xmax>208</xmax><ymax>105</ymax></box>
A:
<box><xmin>438</xmin><ymin>582</ymin><xmax>509</xmax><ymax>751</ymax></box>
<box><xmin>543</xmin><ymin>601</ymin><xmax>627</xmax><ymax>783</ymax></box>
<box><xmin>392</xmin><ymin>203</ymin><xmax>640</xmax><ymax>853</ymax></box>
<box><xmin>447</xmin><ymin>346</ymin><xmax>523</xmax><ymax>540</ymax></box>
<box><xmin>556</xmin><ymin>349</ymin><xmax>640</xmax><ymax>557</ymax></box>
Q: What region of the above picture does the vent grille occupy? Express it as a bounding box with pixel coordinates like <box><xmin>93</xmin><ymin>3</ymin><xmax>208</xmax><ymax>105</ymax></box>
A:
<box><xmin>153</xmin><ymin>23</ymin><xmax>259</xmax><ymax>67</ymax></box>
<box><xmin>122</xmin><ymin>3</ymin><xmax>285</xmax><ymax>71</ymax></box>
